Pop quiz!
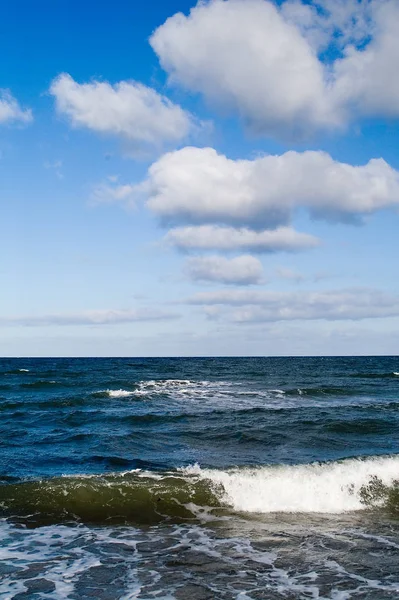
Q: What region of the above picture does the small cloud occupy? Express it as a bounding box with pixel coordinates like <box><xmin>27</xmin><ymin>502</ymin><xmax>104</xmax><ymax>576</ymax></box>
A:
<box><xmin>50</xmin><ymin>73</ymin><xmax>204</xmax><ymax>153</ymax></box>
<box><xmin>0</xmin><ymin>308</ymin><xmax>180</xmax><ymax>327</ymax></box>
<box><xmin>90</xmin><ymin>177</ymin><xmax>137</xmax><ymax>208</ymax></box>
<box><xmin>0</xmin><ymin>90</ymin><xmax>32</xmax><ymax>125</ymax></box>
<box><xmin>166</xmin><ymin>225</ymin><xmax>320</xmax><ymax>253</ymax></box>
<box><xmin>185</xmin><ymin>254</ymin><xmax>264</xmax><ymax>285</ymax></box>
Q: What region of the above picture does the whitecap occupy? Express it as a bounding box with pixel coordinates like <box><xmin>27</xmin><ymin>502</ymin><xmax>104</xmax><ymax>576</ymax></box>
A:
<box><xmin>106</xmin><ymin>389</ymin><xmax>134</xmax><ymax>398</ymax></box>
<box><xmin>182</xmin><ymin>455</ymin><xmax>399</xmax><ymax>514</ymax></box>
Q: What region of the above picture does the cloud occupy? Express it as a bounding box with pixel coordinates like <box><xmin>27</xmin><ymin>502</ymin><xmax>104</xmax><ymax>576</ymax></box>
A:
<box><xmin>91</xmin><ymin>177</ymin><xmax>136</xmax><ymax>207</ymax></box>
<box><xmin>281</xmin><ymin>0</ymin><xmax>373</xmax><ymax>52</ymax></box>
<box><xmin>150</xmin><ymin>0</ymin><xmax>399</xmax><ymax>138</ymax></box>
<box><xmin>0</xmin><ymin>90</ymin><xmax>32</xmax><ymax>125</ymax></box>
<box><xmin>185</xmin><ymin>254</ymin><xmax>263</xmax><ymax>285</ymax></box>
<box><xmin>144</xmin><ymin>146</ymin><xmax>399</xmax><ymax>229</ymax></box>
<box><xmin>274</xmin><ymin>267</ymin><xmax>332</xmax><ymax>284</ymax></box>
<box><xmin>187</xmin><ymin>288</ymin><xmax>399</xmax><ymax>322</ymax></box>
<box><xmin>0</xmin><ymin>308</ymin><xmax>180</xmax><ymax>327</ymax></box>
<box><xmin>50</xmin><ymin>73</ymin><xmax>200</xmax><ymax>150</ymax></box>
<box><xmin>332</xmin><ymin>1</ymin><xmax>399</xmax><ymax>119</ymax></box>
<box><xmin>150</xmin><ymin>0</ymin><xmax>338</xmax><ymax>138</ymax></box>
<box><xmin>166</xmin><ymin>225</ymin><xmax>320</xmax><ymax>253</ymax></box>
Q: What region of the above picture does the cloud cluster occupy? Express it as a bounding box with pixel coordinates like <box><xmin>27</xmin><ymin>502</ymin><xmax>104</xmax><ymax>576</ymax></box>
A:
<box><xmin>145</xmin><ymin>146</ymin><xmax>399</xmax><ymax>228</ymax></box>
<box><xmin>187</xmin><ymin>288</ymin><xmax>399</xmax><ymax>323</ymax></box>
<box><xmin>46</xmin><ymin>1</ymin><xmax>399</xmax><ymax>298</ymax></box>
<box><xmin>0</xmin><ymin>90</ymin><xmax>32</xmax><ymax>125</ymax></box>
<box><xmin>50</xmin><ymin>73</ymin><xmax>199</xmax><ymax>149</ymax></box>
<box><xmin>150</xmin><ymin>0</ymin><xmax>399</xmax><ymax>137</ymax></box>
<box><xmin>185</xmin><ymin>254</ymin><xmax>263</xmax><ymax>285</ymax></box>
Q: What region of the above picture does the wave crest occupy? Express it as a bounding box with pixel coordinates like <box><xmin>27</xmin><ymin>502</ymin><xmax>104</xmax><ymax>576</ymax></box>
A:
<box><xmin>183</xmin><ymin>455</ymin><xmax>399</xmax><ymax>514</ymax></box>
<box><xmin>1</xmin><ymin>455</ymin><xmax>399</xmax><ymax>525</ymax></box>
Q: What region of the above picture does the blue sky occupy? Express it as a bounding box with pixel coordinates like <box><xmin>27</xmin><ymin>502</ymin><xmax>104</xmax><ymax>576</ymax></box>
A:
<box><xmin>1</xmin><ymin>0</ymin><xmax>399</xmax><ymax>356</ymax></box>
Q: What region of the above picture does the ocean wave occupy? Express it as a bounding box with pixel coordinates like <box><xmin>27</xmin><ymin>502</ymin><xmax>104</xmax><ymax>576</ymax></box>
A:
<box><xmin>283</xmin><ymin>386</ymin><xmax>361</xmax><ymax>397</ymax></box>
<box><xmin>90</xmin><ymin>378</ymin><xmax>397</xmax><ymax>412</ymax></box>
<box><xmin>105</xmin><ymin>389</ymin><xmax>135</xmax><ymax>398</ymax></box>
<box><xmin>0</xmin><ymin>471</ymin><xmax>222</xmax><ymax>525</ymax></box>
<box><xmin>184</xmin><ymin>455</ymin><xmax>399</xmax><ymax>515</ymax></box>
<box><xmin>20</xmin><ymin>380</ymin><xmax>58</xmax><ymax>389</ymax></box>
<box><xmin>132</xmin><ymin>379</ymin><xmax>221</xmax><ymax>397</ymax></box>
<box><xmin>352</xmin><ymin>371</ymin><xmax>399</xmax><ymax>379</ymax></box>
<box><xmin>1</xmin><ymin>455</ymin><xmax>399</xmax><ymax>525</ymax></box>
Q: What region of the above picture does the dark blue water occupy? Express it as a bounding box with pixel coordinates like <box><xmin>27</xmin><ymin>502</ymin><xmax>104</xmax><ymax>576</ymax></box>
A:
<box><xmin>1</xmin><ymin>357</ymin><xmax>399</xmax><ymax>599</ymax></box>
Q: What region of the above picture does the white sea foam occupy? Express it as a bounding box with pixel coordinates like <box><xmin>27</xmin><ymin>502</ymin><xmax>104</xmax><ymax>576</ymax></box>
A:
<box><xmin>133</xmin><ymin>379</ymin><xmax>219</xmax><ymax>397</ymax></box>
<box><xmin>183</xmin><ymin>455</ymin><xmax>399</xmax><ymax>514</ymax></box>
<box><xmin>394</xmin><ymin>372</ymin><xmax>399</xmax><ymax>376</ymax></box>
<box><xmin>18</xmin><ymin>368</ymin><xmax>30</xmax><ymax>372</ymax></box>
<box><xmin>106</xmin><ymin>389</ymin><xmax>134</xmax><ymax>398</ymax></box>
<box><xmin>1</xmin><ymin>516</ymin><xmax>399</xmax><ymax>598</ymax></box>
<box><xmin>131</xmin><ymin>379</ymin><xmax>301</xmax><ymax>410</ymax></box>
<box><xmin>129</xmin><ymin>379</ymin><xmax>390</xmax><ymax>414</ymax></box>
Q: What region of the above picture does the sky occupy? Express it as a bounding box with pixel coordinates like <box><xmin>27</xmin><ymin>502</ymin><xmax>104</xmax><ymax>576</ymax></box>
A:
<box><xmin>1</xmin><ymin>0</ymin><xmax>399</xmax><ymax>357</ymax></box>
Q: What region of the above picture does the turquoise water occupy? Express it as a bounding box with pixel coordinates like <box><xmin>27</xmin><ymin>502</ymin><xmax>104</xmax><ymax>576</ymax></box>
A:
<box><xmin>1</xmin><ymin>357</ymin><xmax>399</xmax><ymax>598</ymax></box>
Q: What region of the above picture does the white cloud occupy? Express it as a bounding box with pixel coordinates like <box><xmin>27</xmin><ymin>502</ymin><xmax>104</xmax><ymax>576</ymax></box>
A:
<box><xmin>185</xmin><ymin>254</ymin><xmax>263</xmax><ymax>285</ymax></box>
<box><xmin>0</xmin><ymin>308</ymin><xmax>179</xmax><ymax>327</ymax></box>
<box><xmin>166</xmin><ymin>225</ymin><xmax>320</xmax><ymax>253</ymax></box>
<box><xmin>281</xmin><ymin>0</ymin><xmax>373</xmax><ymax>52</ymax></box>
<box><xmin>0</xmin><ymin>90</ymin><xmax>32</xmax><ymax>124</ymax></box>
<box><xmin>91</xmin><ymin>177</ymin><xmax>136</xmax><ymax>207</ymax></box>
<box><xmin>50</xmin><ymin>73</ymin><xmax>199</xmax><ymax>149</ymax></box>
<box><xmin>145</xmin><ymin>146</ymin><xmax>399</xmax><ymax>228</ymax></box>
<box><xmin>187</xmin><ymin>288</ymin><xmax>399</xmax><ymax>322</ymax></box>
<box><xmin>333</xmin><ymin>1</ymin><xmax>399</xmax><ymax>119</ymax></box>
<box><xmin>150</xmin><ymin>0</ymin><xmax>399</xmax><ymax>137</ymax></box>
<box><xmin>150</xmin><ymin>0</ymin><xmax>338</xmax><ymax>137</ymax></box>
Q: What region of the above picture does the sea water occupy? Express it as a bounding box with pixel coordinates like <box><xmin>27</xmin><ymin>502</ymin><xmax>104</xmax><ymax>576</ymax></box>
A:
<box><xmin>0</xmin><ymin>356</ymin><xmax>399</xmax><ymax>599</ymax></box>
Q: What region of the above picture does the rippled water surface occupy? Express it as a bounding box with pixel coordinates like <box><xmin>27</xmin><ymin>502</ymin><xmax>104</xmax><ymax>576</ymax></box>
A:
<box><xmin>0</xmin><ymin>356</ymin><xmax>399</xmax><ymax>599</ymax></box>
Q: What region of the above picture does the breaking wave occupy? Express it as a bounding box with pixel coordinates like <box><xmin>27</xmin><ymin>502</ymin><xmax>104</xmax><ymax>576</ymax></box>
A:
<box><xmin>184</xmin><ymin>455</ymin><xmax>399</xmax><ymax>514</ymax></box>
<box><xmin>1</xmin><ymin>455</ymin><xmax>398</xmax><ymax>525</ymax></box>
<box><xmin>105</xmin><ymin>389</ymin><xmax>135</xmax><ymax>398</ymax></box>
<box><xmin>132</xmin><ymin>379</ymin><xmax>231</xmax><ymax>398</ymax></box>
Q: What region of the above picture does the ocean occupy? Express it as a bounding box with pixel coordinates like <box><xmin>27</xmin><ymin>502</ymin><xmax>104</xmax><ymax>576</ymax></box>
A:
<box><xmin>0</xmin><ymin>356</ymin><xmax>399</xmax><ymax>599</ymax></box>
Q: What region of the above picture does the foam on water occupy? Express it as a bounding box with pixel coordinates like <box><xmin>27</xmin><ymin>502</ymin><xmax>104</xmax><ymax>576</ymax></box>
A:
<box><xmin>3</xmin><ymin>456</ymin><xmax>399</xmax><ymax>526</ymax></box>
<box><xmin>105</xmin><ymin>389</ymin><xmax>135</xmax><ymax>398</ymax></box>
<box><xmin>132</xmin><ymin>378</ymin><xmax>233</xmax><ymax>398</ymax></box>
<box><xmin>123</xmin><ymin>378</ymin><xmax>396</xmax><ymax>415</ymax></box>
<box><xmin>184</xmin><ymin>455</ymin><xmax>399</xmax><ymax>514</ymax></box>
<box><xmin>1</xmin><ymin>518</ymin><xmax>398</xmax><ymax>599</ymax></box>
